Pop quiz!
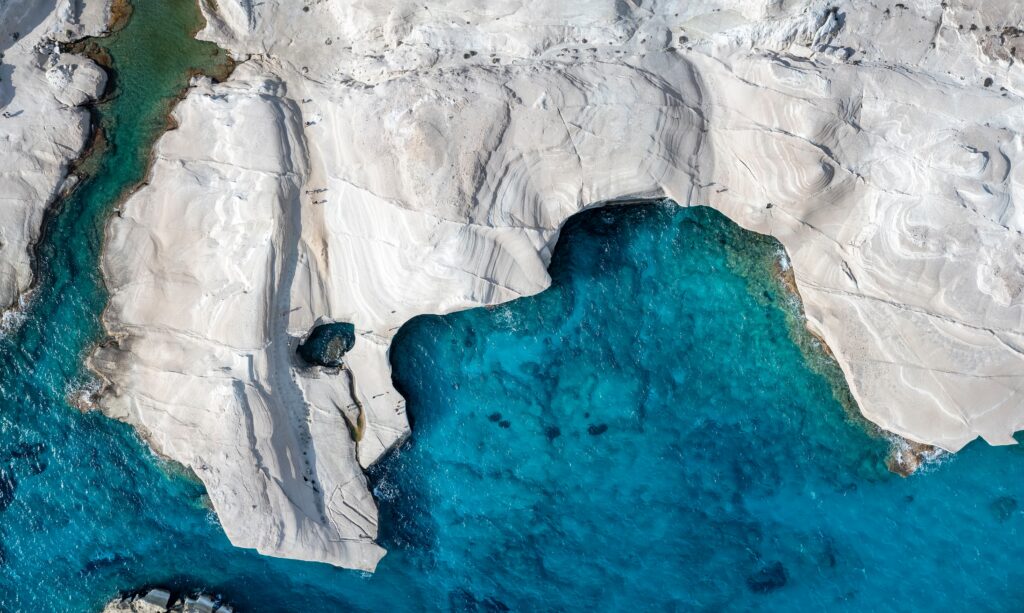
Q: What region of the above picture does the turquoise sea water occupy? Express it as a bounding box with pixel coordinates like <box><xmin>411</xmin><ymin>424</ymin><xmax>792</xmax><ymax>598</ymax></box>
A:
<box><xmin>2</xmin><ymin>1</ymin><xmax>1024</xmax><ymax>611</ymax></box>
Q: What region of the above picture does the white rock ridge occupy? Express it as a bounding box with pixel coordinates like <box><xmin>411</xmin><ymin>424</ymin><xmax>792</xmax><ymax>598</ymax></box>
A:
<box><xmin>0</xmin><ymin>0</ymin><xmax>110</xmax><ymax>312</ymax></box>
<box><xmin>89</xmin><ymin>0</ymin><xmax>1024</xmax><ymax>570</ymax></box>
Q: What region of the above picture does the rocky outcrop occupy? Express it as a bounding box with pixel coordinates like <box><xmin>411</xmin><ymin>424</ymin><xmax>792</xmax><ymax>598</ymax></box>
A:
<box><xmin>103</xmin><ymin>588</ymin><xmax>234</xmax><ymax>613</ymax></box>
<box><xmin>90</xmin><ymin>0</ymin><xmax>1024</xmax><ymax>570</ymax></box>
<box><xmin>0</xmin><ymin>0</ymin><xmax>110</xmax><ymax>313</ymax></box>
<box><xmin>297</xmin><ymin>322</ymin><xmax>357</xmax><ymax>368</ymax></box>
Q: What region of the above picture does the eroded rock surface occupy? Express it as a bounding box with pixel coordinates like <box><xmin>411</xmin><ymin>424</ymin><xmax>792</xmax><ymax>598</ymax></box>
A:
<box><xmin>89</xmin><ymin>0</ymin><xmax>1024</xmax><ymax>569</ymax></box>
<box><xmin>102</xmin><ymin>588</ymin><xmax>235</xmax><ymax>613</ymax></box>
<box><xmin>0</xmin><ymin>0</ymin><xmax>110</xmax><ymax>312</ymax></box>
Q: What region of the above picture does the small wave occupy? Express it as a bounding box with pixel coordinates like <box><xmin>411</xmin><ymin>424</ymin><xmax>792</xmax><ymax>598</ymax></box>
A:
<box><xmin>373</xmin><ymin>477</ymin><xmax>400</xmax><ymax>502</ymax></box>
<box><xmin>887</xmin><ymin>435</ymin><xmax>949</xmax><ymax>476</ymax></box>
<box><xmin>776</xmin><ymin>248</ymin><xmax>791</xmax><ymax>272</ymax></box>
<box><xmin>492</xmin><ymin>306</ymin><xmax>520</xmax><ymax>331</ymax></box>
<box><xmin>0</xmin><ymin>290</ymin><xmax>35</xmax><ymax>336</ymax></box>
<box><xmin>65</xmin><ymin>377</ymin><xmax>102</xmax><ymax>412</ymax></box>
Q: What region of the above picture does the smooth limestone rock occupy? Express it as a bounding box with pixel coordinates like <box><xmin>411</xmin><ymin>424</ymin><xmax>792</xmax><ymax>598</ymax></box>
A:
<box><xmin>0</xmin><ymin>0</ymin><xmax>109</xmax><ymax>313</ymax></box>
<box><xmin>90</xmin><ymin>0</ymin><xmax>1024</xmax><ymax>569</ymax></box>
<box><xmin>92</xmin><ymin>65</ymin><xmax>384</xmax><ymax>569</ymax></box>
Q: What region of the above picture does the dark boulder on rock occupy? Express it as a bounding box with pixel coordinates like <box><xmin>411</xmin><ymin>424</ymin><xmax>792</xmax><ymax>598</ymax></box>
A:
<box><xmin>297</xmin><ymin>322</ymin><xmax>356</xmax><ymax>367</ymax></box>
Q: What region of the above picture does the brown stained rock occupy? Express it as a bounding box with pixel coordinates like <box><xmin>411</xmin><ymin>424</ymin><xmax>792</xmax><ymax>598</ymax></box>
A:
<box><xmin>886</xmin><ymin>438</ymin><xmax>943</xmax><ymax>476</ymax></box>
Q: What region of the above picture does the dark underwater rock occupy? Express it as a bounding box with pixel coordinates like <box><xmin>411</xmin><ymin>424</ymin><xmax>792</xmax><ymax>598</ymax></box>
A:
<box><xmin>990</xmin><ymin>495</ymin><xmax>1018</xmax><ymax>522</ymax></box>
<box><xmin>448</xmin><ymin>588</ymin><xmax>510</xmax><ymax>612</ymax></box>
<box><xmin>0</xmin><ymin>469</ymin><xmax>16</xmax><ymax>512</ymax></box>
<box><xmin>9</xmin><ymin>441</ymin><xmax>47</xmax><ymax>476</ymax></box>
<box><xmin>746</xmin><ymin>561</ymin><xmax>788</xmax><ymax>593</ymax></box>
<box><xmin>84</xmin><ymin>552</ymin><xmax>130</xmax><ymax>572</ymax></box>
<box><xmin>9</xmin><ymin>441</ymin><xmax>45</xmax><ymax>460</ymax></box>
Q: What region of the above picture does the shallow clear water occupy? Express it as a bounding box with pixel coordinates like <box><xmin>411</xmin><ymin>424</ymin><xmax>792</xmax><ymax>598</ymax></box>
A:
<box><xmin>2</xmin><ymin>1</ymin><xmax>1024</xmax><ymax>611</ymax></box>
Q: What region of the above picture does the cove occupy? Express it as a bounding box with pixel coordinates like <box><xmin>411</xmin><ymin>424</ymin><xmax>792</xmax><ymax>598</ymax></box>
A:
<box><xmin>378</xmin><ymin>203</ymin><xmax>1024</xmax><ymax>610</ymax></box>
<box><xmin>1</xmin><ymin>1</ymin><xmax>1024</xmax><ymax>611</ymax></box>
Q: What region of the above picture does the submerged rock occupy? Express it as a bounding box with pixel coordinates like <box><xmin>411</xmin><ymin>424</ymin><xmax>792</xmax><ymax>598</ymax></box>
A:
<box><xmin>746</xmin><ymin>561</ymin><xmax>788</xmax><ymax>594</ymax></box>
<box><xmin>9</xmin><ymin>441</ymin><xmax>47</xmax><ymax>476</ymax></box>
<box><xmin>0</xmin><ymin>468</ymin><xmax>16</xmax><ymax>512</ymax></box>
<box><xmin>448</xmin><ymin>587</ymin><xmax>510</xmax><ymax>612</ymax></box>
<box><xmin>990</xmin><ymin>496</ymin><xmax>1018</xmax><ymax>522</ymax></box>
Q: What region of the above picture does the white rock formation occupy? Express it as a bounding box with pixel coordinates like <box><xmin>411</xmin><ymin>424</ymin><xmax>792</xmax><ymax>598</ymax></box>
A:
<box><xmin>89</xmin><ymin>0</ymin><xmax>1024</xmax><ymax>570</ymax></box>
<box><xmin>102</xmin><ymin>588</ymin><xmax>234</xmax><ymax>613</ymax></box>
<box><xmin>0</xmin><ymin>0</ymin><xmax>110</xmax><ymax>312</ymax></box>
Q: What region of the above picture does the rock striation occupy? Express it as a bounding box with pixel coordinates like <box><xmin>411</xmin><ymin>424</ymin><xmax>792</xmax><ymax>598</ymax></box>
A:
<box><xmin>0</xmin><ymin>0</ymin><xmax>110</xmax><ymax>313</ymax></box>
<box><xmin>88</xmin><ymin>0</ymin><xmax>1024</xmax><ymax>570</ymax></box>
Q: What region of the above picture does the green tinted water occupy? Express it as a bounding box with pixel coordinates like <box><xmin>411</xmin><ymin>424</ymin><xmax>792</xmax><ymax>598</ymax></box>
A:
<box><xmin>40</xmin><ymin>0</ymin><xmax>229</xmax><ymax>361</ymax></box>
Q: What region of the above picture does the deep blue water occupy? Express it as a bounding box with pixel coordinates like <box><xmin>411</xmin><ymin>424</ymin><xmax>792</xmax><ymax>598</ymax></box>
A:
<box><xmin>4</xmin><ymin>192</ymin><xmax>1024</xmax><ymax>611</ymax></box>
<box><xmin>2</xmin><ymin>2</ymin><xmax>1023</xmax><ymax>610</ymax></box>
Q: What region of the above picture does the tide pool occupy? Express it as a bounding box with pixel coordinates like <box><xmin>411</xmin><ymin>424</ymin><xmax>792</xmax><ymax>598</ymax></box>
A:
<box><xmin>1</xmin><ymin>1</ymin><xmax>1023</xmax><ymax>611</ymax></box>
